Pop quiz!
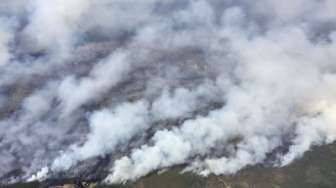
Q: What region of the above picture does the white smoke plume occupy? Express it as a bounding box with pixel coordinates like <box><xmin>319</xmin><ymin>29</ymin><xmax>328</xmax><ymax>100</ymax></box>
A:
<box><xmin>0</xmin><ymin>0</ymin><xmax>336</xmax><ymax>185</ymax></box>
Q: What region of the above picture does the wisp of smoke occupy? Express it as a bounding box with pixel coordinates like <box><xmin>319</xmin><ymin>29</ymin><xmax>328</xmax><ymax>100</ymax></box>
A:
<box><xmin>0</xmin><ymin>0</ymin><xmax>336</xmax><ymax>184</ymax></box>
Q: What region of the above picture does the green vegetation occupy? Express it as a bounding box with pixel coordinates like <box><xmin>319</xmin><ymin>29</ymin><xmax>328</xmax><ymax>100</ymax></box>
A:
<box><xmin>3</xmin><ymin>143</ymin><xmax>336</xmax><ymax>188</ymax></box>
<box><xmin>1</xmin><ymin>182</ymin><xmax>39</xmax><ymax>188</ymax></box>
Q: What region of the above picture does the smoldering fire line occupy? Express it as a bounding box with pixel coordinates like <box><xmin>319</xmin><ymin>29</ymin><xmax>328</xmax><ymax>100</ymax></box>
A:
<box><xmin>0</xmin><ymin>0</ymin><xmax>336</xmax><ymax>185</ymax></box>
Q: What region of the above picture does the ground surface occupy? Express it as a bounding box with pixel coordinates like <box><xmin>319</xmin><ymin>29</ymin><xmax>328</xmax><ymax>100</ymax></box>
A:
<box><xmin>3</xmin><ymin>142</ymin><xmax>336</xmax><ymax>188</ymax></box>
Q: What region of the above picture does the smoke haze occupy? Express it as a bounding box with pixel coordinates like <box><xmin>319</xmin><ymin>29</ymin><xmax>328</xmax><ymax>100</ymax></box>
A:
<box><xmin>0</xmin><ymin>0</ymin><xmax>336</xmax><ymax>184</ymax></box>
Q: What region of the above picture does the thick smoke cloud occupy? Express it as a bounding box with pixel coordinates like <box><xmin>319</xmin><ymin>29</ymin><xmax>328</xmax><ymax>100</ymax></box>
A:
<box><xmin>0</xmin><ymin>0</ymin><xmax>336</xmax><ymax>185</ymax></box>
